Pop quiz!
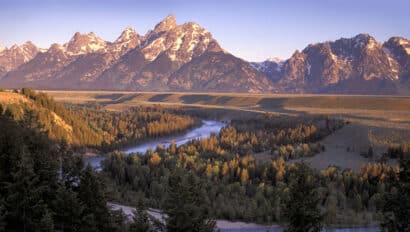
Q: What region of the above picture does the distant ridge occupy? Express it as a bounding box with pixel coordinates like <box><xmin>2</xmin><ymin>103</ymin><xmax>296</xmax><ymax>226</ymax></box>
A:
<box><xmin>0</xmin><ymin>16</ymin><xmax>409</xmax><ymax>94</ymax></box>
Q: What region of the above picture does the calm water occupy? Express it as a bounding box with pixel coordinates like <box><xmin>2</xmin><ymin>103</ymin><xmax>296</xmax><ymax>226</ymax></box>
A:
<box><xmin>84</xmin><ymin>120</ymin><xmax>226</xmax><ymax>170</ymax></box>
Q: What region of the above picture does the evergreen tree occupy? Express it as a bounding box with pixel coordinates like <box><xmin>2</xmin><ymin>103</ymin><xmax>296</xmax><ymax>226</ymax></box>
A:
<box><xmin>283</xmin><ymin>162</ymin><xmax>323</xmax><ymax>232</ymax></box>
<box><xmin>5</xmin><ymin>155</ymin><xmax>49</xmax><ymax>232</ymax></box>
<box><xmin>164</xmin><ymin>169</ymin><xmax>215</xmax><ymax>232</ymax></box>
<box><xmin>78</xmin><ymin>165</ymin><xmax>112</xmax><ymax>232</ymax></box>
<box><xmin>129</xmin><ymin>199</ymin><xmax>151</xmax><ymax>232</ymax></box>
<box><xmin>381</xmin><ymin>158</ymin><xmax>410</xmax><ymax>231</ymax></box>
<box><xmin>53</xmin><ymin>185</ymin><xmax>85</xmax><ymax>232</ymax></box>
<box><xmin>0</xmin><ymin>198</ymin><xmax>6</xmax><ymax>232</ymax></box>
<box><xmin>39</xmin><ymin>208</ymin><xmax>54</xmax><ymax>232</ymax></box>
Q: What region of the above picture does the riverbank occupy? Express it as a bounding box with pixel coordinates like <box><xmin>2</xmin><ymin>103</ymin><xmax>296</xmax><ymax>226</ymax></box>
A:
<box><xmin>108</xmin><ymin>202</ymin><xmax>379</xmax><ymax>232</ymax></box>
<box><xmin>84</xmin><ymin>120</ymin><xmax>226</xmax><ymax>170</ymax></box>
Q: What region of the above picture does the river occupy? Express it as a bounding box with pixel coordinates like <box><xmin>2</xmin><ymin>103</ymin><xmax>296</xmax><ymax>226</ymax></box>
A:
<box><xmin>84</xmin><ymin>120</ymin><xmax>226</xmax><ymax>170</ymax></box>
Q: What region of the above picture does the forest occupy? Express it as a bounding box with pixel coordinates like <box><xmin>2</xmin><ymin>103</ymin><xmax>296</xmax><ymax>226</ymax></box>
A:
<box><xmin>0</xmin><ymin>89</ymin><xmax>408</xmax><ymax>231</ymax></box>
<box><xmin>1</xmin><ymin>88</ymin><xmax>199</xmax><ymax>150</ymax></box>
<box><xmin>101</xmin><ymin>116</ymin><xmax>408</xmax><ymax>228</ymax></box>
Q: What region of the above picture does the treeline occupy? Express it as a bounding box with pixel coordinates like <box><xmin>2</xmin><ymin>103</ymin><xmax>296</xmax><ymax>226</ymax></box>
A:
<box><xmin>1</xmin><ymin>88</ymin><xmax>199</xmax><ymax>150</ymax></box>
<box><xmin>68</xmin><ymin>104</ymin><xmax>199</xmax><ymax>150</ymax></box>
<box><xmin>101</xmin><ymin>117</ymin><xmax>405</xmax><ymax>227</ymax></box>
<box><xmin>219</xmin><ymin>117</ymin><xmax>344</xmax><ymax>160</ymax></box>
<box><xmin>0</xmin><ymin>109</ymin><xmax>127</xmax><ymax>231</ymax></box>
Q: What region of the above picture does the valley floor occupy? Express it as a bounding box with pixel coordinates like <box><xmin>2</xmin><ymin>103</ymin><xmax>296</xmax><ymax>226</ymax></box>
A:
<box><xmin>45</xmin><ymin>90</ymin><xmax>410</xmax><ymax>170</ymax></box>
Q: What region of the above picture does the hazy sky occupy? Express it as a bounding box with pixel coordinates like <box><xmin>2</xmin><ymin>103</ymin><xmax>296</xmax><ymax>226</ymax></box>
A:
<box><xmin>1</xmin><ymin>0</ymin><xmax>409</xmax><ymax>61</ymax></box>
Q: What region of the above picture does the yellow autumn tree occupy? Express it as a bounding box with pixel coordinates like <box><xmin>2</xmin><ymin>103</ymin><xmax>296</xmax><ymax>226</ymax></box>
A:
<box><xmin>272</xmin><ymin>157</ymin><xmax>285</xmax><ymax>182</ymax></box>
<box><xmin>221</xmin><ymin>162</ymin><xmax>229</xmax><ymax>176</ymax></box>
<box><xmin>241</xmin><ymin>168</ymin><xmax>249</xmax><ymax>184</ymax></box>
<box><xmin>149</xmin><ymin>152</ymin><xmax>162</xmax><ymax>166</ymax></box>
<box><xmin>206</xmin><ymin>163</ymin><xmax>213</xmax><ymax>178</ymax></box>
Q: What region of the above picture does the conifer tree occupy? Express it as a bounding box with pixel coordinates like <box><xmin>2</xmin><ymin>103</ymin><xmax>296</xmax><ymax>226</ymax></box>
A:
<box><xmin>381</xmin><ymin>158</ymin><xmax>410</xmax><ymax>231</ymax></box>
<box><xmin>164</xmin><ymin>169</ymin><xmax>215</xmax><ymax>232</ymax></box>
<box><xmin>129</xmin><ymin>199</ymin><xmax>151</xmax><ymax>232</ymax></box>
<box><xmin>284</xmin><ymin>162</ymin><xmax>323</xmax><ymax>232</ymax></box>
<box><xmin>78</xmin><ymin>165</ymin><xmax>112</xmax><ymax>232</ymax></box>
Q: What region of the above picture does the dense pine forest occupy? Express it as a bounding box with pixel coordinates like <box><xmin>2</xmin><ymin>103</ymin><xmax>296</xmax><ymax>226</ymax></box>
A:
<box><xmin>0</xmin><ymin>108</ymin><xmax>127</xmax><ymax>231</ymax></box>
<box><xmin>0</xmin><ymin>89</ymin><xmax>408</xmax><ymax>231</ymax></box>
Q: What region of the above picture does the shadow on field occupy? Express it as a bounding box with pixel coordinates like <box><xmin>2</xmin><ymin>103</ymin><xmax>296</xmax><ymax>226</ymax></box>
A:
<box><xmin>94</xmin><ymin>94</ymin><xmax>125</xmax><ymax>100</ymax></box>
<box><xmin>180</xmin><ymin>94</ymin><xmax>215</xmax><ymax>104</ymax></box>
<box><xmin>100</xmin><ymin>94</ymin><xmax>140</xmax><ymax>105</ymax></box>
<box><xmin>148</xmin><ymin>94</ymin><xmax>174</xmax><ymax>102</ymax></box>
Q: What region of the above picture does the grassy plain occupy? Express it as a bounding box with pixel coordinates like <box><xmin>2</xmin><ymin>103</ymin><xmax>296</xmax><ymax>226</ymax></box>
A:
<box><xmin>44</xmin><ymin>90</ymin><xmax>410</xmax><ymax>170</ymax></box>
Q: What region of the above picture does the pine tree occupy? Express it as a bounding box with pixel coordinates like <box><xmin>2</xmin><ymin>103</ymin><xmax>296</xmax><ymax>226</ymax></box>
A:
<box><xmin>78</xmin><ymin>165</ymin><xmax>112</xmax><ymax>232</ymax></box>
<box><xmin>53</xmin><ymin>185</ymin><xmax>85</xmax><ymax>232</ymax></box>
<box><xmin>164</xmin><ymin>169</ymin><xmax>215</xmax><ymax>232</ymax></box>
<box><xmin>129</xmin><ymin>199</ymin><xmax>151</xmax><ymax>232</ymax></box>
<box><xmin>0</xmin><ymin>198</ymin><xmax>6</xmax><ymax>231</ymax></box>
<box><xmin>381</xmin><ymin>158</ymin><xmax>410</xmax><ymax>231</ymax></box>
<box><xmin>39</xmin><ymin>208</ymin><xmax>54</xmax><ymax>232</ymax></box>
<box><xmin>5</xmin><ymin>155</ymin><xmax>49</xmax><ymax>231</ymax></box>
<box><xmin>283</xmin><ymin>162</ymin><xmax>323</xmax><ymax>232</ymax></box>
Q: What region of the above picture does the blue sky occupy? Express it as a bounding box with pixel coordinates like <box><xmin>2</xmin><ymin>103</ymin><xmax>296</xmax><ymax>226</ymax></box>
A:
<box><xmin>1</xmin><ymin>0</ymin><xmax>409</xmax><ymax>61</ymax></box>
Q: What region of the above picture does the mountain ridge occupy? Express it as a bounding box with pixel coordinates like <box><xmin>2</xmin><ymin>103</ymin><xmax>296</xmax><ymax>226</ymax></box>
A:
<box><xmin>0</xmin><ymin>16</ymin><xmax>409</xmax><ymax>94</ymax></box>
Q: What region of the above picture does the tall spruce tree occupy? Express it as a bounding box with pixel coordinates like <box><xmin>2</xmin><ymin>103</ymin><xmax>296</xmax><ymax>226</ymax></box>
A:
<box><xmin>78</xmin><ymin>165</ymin><xmax>112</xmax><ymax>232</ymax></box>
<box><xmin>283</xmin><ymin>162</ymin><xmax>323</xmax><ymax>232</ymax></box>
<box><xmin>381</xmin><ymin>158</ymin><xmax>410</xmax><ymax>231</ymax></box>
<box><xmin>164</xmin><ymin>169</ymin><xmax>215</xmax><ymax>232</ymax></box>
<box><xmin>129</xmin><ymin>199</ymin><xmax>151</xmax><ymax>232</ymax></box>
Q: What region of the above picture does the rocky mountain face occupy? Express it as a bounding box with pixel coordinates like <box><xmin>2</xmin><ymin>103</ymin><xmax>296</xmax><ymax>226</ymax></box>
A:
<box><xmin>0</xmin><ymin>16</ymin><xmax>409</xmax><ymax>94</ymax></box>
<box><xmin>0</xmin><ymin>41</ymin><xmax>41</xmax><ymax>77</ymax></box>
<box><xmin>0</xmin><ymin>15</ymin><xmax>272</xmax><ymax>92</ymax></box>
<box><xmin>263</xmin><ymin>34</ymin><xmax>409</xmax><ymax>94</ymax></box>
<box><xmin>250</xmin><ymin>57</ymin><xmax>283</xmax><ymax>83</ymax></box>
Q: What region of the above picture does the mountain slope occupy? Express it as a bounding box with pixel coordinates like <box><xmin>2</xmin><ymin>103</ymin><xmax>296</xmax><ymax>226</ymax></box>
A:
<box><xmin>0</xmin><ymin>41</ymin><xmax>41</xmax><ymax>77</ymax></box>
<box><xmin>0</xmin><ymin>90</ymin><xmax>99</xmax><ymax>145</ymax></box>
<box><xmin>1</xmin><ymin>15</ymin><xmax>273</xmax><ymax>93</ymax></box>
<box><xmin>169</xmin><ymin>51</ymin><xmax>273</xmax><ymax>92</ymax></box>
<box><xmin>1</xmin><ymin>17</ymin><xmax>410</xmax><ymax>94</ymax></box>
<box><xmin>264</xmin><ymin>34</ymin><xmax>410</xmax><ymax>94</ymax></box>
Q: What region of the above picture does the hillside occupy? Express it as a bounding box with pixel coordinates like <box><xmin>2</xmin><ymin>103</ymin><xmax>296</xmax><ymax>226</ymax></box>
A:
<box><xmin>0</xmin><ymin>90</ymin><xmax>103</xmax><ymax>146</ymax></box>
<box><xmin>0</xmin><ymin>89</ymin><xmax>199</xmax><ymax>149</ymax></box>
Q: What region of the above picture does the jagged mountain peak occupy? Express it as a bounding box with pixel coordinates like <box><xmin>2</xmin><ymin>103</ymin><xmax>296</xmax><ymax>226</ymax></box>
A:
<box><xmin>115</xmin><ymin>27</ymin><xmax>138</xmax><ymax>43</ymax></box>
<box><xmin>65</xmin><ymin>31</ymin><xmax>107</xmax><ymax>55</ymax></box>
<box><xmin>385</xmin><ymin>36</ymin><xmax>410</xmax><ymax>55</ymax></box>
<box><xmin>47</xmin><ymin>43</ymin><xmax>66</xmax><ymax>52</ymax></box>
<box><xmin>351</xmin><ymin>33</ymin><xmax>378</xmax><ymax>49</ymax></box>
<box><xmin>154</xmin><ymin>14</ymin><xmax>177</xmax><ymax>32</ymax></box>
<box><xmin>140</xmin><ymin>17</ymin><xmax>220</xmax><ymax>62</ymax></box>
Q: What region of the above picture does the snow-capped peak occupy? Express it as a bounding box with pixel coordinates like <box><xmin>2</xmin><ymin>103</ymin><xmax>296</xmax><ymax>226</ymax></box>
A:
<box><xmin>115</xmin><ymin>27</ymin><xmax>138</xmax><ymax>44</ymax></box>
<box><xmin>154</xmin><ymin>14</ymin><xmax>177</xmax><ymax>32</ymax></box>
<box><xmin>65</xmin><ymin>32</ymin><xmax>107</xmax><ymax>55</ymax></box>
<box><xmin>266</xmin><ymin>57</ymin><xmax>282</xmax><ymax>63</ymax></box>
<box><xmin>0</xmin><ymin>46</ymin><xmax>4</xmax><ymax>52</ymax></box>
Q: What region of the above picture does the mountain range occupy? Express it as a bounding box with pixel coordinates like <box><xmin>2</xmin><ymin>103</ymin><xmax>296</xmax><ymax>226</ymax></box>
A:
<box><xmin>0</xmin><ymin>15</ymin><xmax>409</xmax><ymax>94</ymax></box>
